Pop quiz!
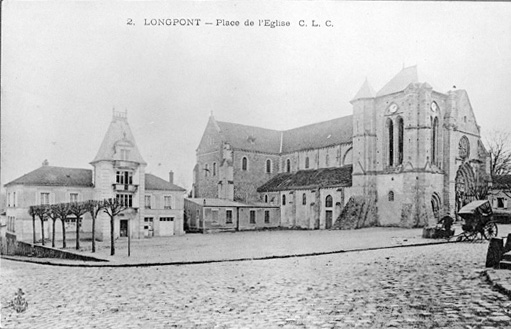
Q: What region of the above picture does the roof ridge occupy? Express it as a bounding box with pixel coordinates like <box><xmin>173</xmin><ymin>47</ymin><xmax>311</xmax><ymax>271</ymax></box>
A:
<box><xmin>216</xmin><ymin>120</ymin><xmax>281</xmax><ymax>133</ymax></box>
<box><xmin>283</xmin><ymin>115</ymin><xmax>353</xmax><ymax>133</ymax></box>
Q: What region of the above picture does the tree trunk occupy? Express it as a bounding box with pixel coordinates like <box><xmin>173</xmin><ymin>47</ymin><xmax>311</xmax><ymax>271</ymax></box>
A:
<box><xmin>110</xmin><ymin>216</ymin><xmax>115</xmax><ymax>256</ymax></box>
<box><xmin>40</xmin><ymin>219</ymin><xmax>45</xmax><ymax>245</ymax></box>
<box><xmin>52</xmin><ymin>219</ymin><xmax>56</xmax><ymax>248</ymax></box>
<box><xmin>92</xmin><ymin>214</ymin><xmax>96</xmax><ymax>253</ymax></box>
<box><xmin>32</xmin><ymin>215</ymin><xmax>36</xmax><ymax>244</ymax></box>
<box><xmin>61</xmin><ymin>219</ymin><xmax>67</xmax><ymax>249</ymax></box>
<box><xmin>76</xmin><ymin>216</ymin><xmax>80</xmax><ymax>250</ymax></box>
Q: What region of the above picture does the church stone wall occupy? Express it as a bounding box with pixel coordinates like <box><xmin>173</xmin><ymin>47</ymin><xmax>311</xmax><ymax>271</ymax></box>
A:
<box><xmin>232</xmin><ymin>151</ymin><xmax>279</xmax><ymax>202</ymax></box>
<box><xmin>196</xmin><ymin>150</ymin><xmax>222</xmax><ymax>199</ymax></box>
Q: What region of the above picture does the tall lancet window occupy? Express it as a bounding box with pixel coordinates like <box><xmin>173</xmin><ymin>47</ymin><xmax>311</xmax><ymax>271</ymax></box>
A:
<box><xmin>387</xmin><ymin>118</ymin><xmax>394</xmax><ymax>166</ymax></box>
<box><xmin>432</xmin><ymin>117</ymin><xmax>439</xmax><ymax>164</ymax></box>
<box><xmin>397</xmin><ymin>117</ymin><xmax>404</xmax><ymax>165</ymax></box>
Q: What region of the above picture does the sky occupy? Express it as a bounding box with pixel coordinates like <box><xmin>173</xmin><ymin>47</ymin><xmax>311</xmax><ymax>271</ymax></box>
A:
<box><xmin>2</xmin><ymin>1</ymin><xmax>511</xmax><ymax>193</ymax></box>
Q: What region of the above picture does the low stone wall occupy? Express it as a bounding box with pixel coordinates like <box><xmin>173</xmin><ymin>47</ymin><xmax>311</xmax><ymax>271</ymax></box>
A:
<box><xmin>5</xmin><ymin>237</ymin><xmax>106</xmax><ymax>262</ymax></box>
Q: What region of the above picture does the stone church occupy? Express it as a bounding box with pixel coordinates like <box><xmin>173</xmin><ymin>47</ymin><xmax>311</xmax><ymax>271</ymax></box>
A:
<box><xmin>193</xmin><ymin>66</ymin><xmax>489</xmax><ymax>229</ymax></box>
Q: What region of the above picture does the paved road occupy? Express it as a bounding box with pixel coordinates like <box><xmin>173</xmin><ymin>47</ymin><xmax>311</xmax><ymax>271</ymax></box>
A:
<box><xmin>1</xmin><ymin>243</ymin><xmax>511</xmax><ymax>328</ymax></box>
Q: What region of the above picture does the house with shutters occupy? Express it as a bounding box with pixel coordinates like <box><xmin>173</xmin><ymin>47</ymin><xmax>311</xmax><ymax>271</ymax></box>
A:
<box><xmin>4</xmin><ymin>111</ymin><xmax>186</xmax><ymax>243</ymax></box>
<box><xmin>191</xmin><ymin>66</ymin><xmax>490</xmax><ymax>230</ymax></box>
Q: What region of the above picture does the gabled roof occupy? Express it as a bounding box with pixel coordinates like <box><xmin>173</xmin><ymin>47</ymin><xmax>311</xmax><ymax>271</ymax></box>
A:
<box><xmin>281</xmin><ymin>116</ymin><xmax>353</xmax><ymax>153</ymax></box>
<box><xmin>216</xmin><ymin>121</ymin><xmax>282</xmax><ymax>154</ymax></box>
<box><xmin>215</xmin><ymin>115</ymin><xmax>353</xmax><ymax>155</ymax></box>
<box><xmin>91</xmin><ymin>114</ymin><xmax>146</xmax><ymax>164</ymax></box>
<box><xmin>377</xmin><ymin>66</ymin><xmax>419</xmax><ymax>97</ymax></box>
<box><xmin>352</xmin><ymin>78</ymin><xmax>376</xmax><ymax>101</ymax></box>
<box><xmin>257</xmin><ymin>165</ymin><xmax>353</xmax><ymax>192</ymax></box>
<box><xmin>5</xmin><ymin>166</ymin><xmax>94</xmax><ymax>188</ymax></box>
<box><xmin>145</xmin><ymin>173</ymin><xmax>186</xmax><ymax>192</ymax></box>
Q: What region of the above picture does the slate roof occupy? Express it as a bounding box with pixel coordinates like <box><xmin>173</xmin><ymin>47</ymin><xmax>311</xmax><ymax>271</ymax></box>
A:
<box><xmin>92</xmin><ymin>115</ymin><xmax>146</xmax><ymax>164</ymax></box>
<box><xmin>216</xmin><ymin>121</ymin><xmax>282</xmax><ymax>154</ymax></box>
<box><xmin>186</xmin><ymin>198</ymin><xmax>279</xmax><ymax>208</ymax></box>
<box><xmin>216</xmin><ymin>115</ymin><xmax>353</xmax><ymax>155</ymax></box>
<box><xmin>377</xmin><ymin>66</ymin><xmax>419</xmax><ymax>97</ymax></box>
<box><xmin>186</xmin><ymin>198</ymin><xmax>250</xmax><ymax>207</ymax></box>
<box><xmin>5</xmin><ymin>166</ymin><xmax>94</xmax><ymax>188</ymax></box>
<box><xmin>281</xmin><ymin>116</ymin><xmax>353</xmax><ymax>153</ymax></box>
<box><xmin>145</xmin><ymin>173</ymin><xmax>186</xmax><ymax>192</ymax></box>
<box><xmin>5</xmin><ymin>166</ymin><xmax>185</xmax><ymax>192</ymax></box>
<box><xmin>257</xmin><ymin>165</ymin><xmax>353</xmax><ymax>192</ymax></box>
<box><xmin>492</xmin><ymin>175</ymin><xmax>511</xmax><ymax>189</ymax></box>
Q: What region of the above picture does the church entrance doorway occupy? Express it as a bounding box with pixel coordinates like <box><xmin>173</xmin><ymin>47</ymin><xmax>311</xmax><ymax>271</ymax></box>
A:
<box><xmin>455</xmin><ymin>163</ymin><xmax>476</xmax><ymax>220</ymax></box>
<box><xmin>325</xmin><ymin>210</ymin><xmax>333</xmax><ymax>229</ymax></box>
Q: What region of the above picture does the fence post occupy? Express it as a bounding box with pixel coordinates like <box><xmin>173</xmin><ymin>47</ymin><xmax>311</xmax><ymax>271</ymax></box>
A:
<box><xmin>504</xmin><ymin>234</ymin><xmax>511</xmax><ymax>254</ymax></box>
<box><xmin>486</xmin><ymin>238</ymin><xmax>504</xmax><ymax>268</ymax></box>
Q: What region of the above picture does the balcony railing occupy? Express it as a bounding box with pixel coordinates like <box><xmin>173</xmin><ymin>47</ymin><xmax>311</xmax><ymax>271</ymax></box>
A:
<box><xmin>112</xmin><ymin>184</ymin><xmax>138</xmax><ymax>192</ymax></box>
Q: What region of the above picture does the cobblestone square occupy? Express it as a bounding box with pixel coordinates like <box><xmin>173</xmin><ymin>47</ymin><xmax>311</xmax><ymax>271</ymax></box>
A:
<box><xmin>2</xmin><ymin>228</ymin><xmax>511</xmax><ymax>328</ymax></box>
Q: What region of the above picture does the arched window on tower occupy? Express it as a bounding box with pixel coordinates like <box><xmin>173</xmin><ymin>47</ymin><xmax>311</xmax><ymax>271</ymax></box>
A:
<box><xmin>286</xmin><ymin>159</ymin><xmax>291</xmax><ymax>173</ymax></box>
<box><xmin>302</xmin><ymin>193</ymin><xmax>307</xmax><ymax>205</ymax></box>
<box><xmin>397</xmin><ymin>117</ymin><xmax>404</xmax><ymax>165</ymax></box>
<box><xmin>266</xmin><ymin>159</ymin><xmax>272</xmax><ymax>173</ymax></box>
<box><xmin>242</xmin><ymin>157</ymin><xmax>248</xmax><ymax>171</ymax></box>
<box><xmin>282</xmin><ymin>194</ymin><xmax>286</xmax><ymax>206</ymax></box>
<box><xmin>305</xmin><ymin>157</ymin><xmax>310</xmax><ymax>169</ymax></box>
<box><xmin>432</xmin><ymin>117</ymin><xmax>439</xmax><ymax>164</ymax></box>
<box><xmin>388</xmin><ymin>191</ymin><xmax>394</xmax><ymax>201</ymax></box>
<box><xmin>213</xmin><ymin>162</ymin><xmax>217</xmax><ymax>176</ymax></box>
<box><xmin>387</xmin><ymin>118</ymin><xmax>394</xmax><ymax>166</ymax></box>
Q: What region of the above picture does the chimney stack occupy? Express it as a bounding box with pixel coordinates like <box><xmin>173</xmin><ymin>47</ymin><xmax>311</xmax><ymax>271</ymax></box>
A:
<box><xmin>169</xmin><ymin>171</ymin><xmax>174</xmax><ymax>184</ymax></box>
<box><xmin>42</xmin><ymin>159</ymin><xmax>49</xmax><ymax>166</ymax></box>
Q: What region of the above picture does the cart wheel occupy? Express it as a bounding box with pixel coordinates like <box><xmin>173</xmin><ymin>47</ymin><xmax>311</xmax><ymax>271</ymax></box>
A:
<box><xmin>483</xmin><ymin>222</ymin><xmax>498</xmax><ymax>240</ymax></box>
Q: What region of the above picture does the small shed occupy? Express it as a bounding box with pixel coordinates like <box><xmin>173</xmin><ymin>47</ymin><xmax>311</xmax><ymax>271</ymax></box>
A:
<box><xmin>184</xmin><ymin>198</ymin><xmax>280</xmax><ymax>233</ymax></box>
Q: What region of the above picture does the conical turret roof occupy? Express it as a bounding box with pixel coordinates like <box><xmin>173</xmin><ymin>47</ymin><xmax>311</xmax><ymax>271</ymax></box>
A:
<box><xmin>91</xmin><ymin>111</ymin><xmax>146</xmax><ymax>164</ymax></box>
<box><xmin>351</xmin><ymin>78</ymin><xmax>376</xmax><ymax>101</ymax></box>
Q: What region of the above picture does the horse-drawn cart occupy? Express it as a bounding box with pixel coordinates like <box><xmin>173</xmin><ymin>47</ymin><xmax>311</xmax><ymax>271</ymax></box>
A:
<box><xmin>454</xmin><ymin>200</ymin><xmax>498</xmax><ymax>242</ymax></box>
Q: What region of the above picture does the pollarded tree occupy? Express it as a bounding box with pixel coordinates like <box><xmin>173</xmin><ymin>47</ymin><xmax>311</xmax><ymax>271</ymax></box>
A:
<box><xmin>53</xmin><ymin>203</ymin><xmax>71</xmax><ymax>249</ymax></box>
<box><xmin>102</xmin><ymin>198</ymin><xmax>128</xmax><ymax>256</ymax></box>
<box><xmin>69</xmin><ymin>202</ymin><xmax>89</xmax><ymax>250</ymax></box>
<box><xmin>85</xmin><ymin>200</ymin><xmax>104</xmax><ymax>253</ymax></box>
<box><xmin>46</xmin><ymin>205</ymin><xmax>60</xmax><ymax>248</ymax></box>
<box><xmin>33</xmin><ymin>206</ymin><xmax>48</xmax><ymax>245</ymax></box>
<box><xmin>28</xmin><ymin>206</ymin><xmax>37</xmax><ymax>244</ymax></box>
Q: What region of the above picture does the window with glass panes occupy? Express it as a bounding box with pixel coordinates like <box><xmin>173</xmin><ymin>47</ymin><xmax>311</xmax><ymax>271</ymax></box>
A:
<box><xmin>116</xmin><ymin>171</ymin><xmax>133</xmax><ymax>185</ymax></box>
<box><xmin>164</xmin><ymin>196</ymin><xmax>172</xmax><ymax>209</ymax></box>
<box><xmin>116</xmin><ymin>194</ymin><xmax>133</xmax><ymax>207</ymax></box>
<box><xmin>41</xmin><ymin>192</ymin><xmax>50</xmax><ymax>205</ymax></box>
